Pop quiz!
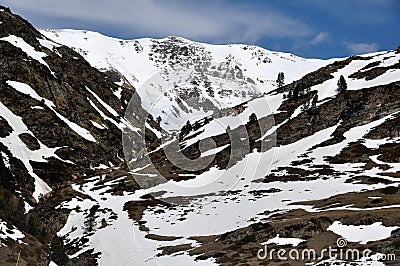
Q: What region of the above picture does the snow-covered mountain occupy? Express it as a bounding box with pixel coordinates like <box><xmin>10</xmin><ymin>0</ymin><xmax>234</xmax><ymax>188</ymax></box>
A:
<box><xmin>1</xmin><ymin>5</ymin><xmax>400</xmax><ymax>266</ymax></box>
<box><xmin>41</xmin><ymin>29</ymin><xmax>330</xmax><ymax>131</ymax></box>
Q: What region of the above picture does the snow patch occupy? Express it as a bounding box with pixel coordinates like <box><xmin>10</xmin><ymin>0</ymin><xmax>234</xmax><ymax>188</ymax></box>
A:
<box><xmin>90</xmin><ymin>120</ymin><xmax>107</xmax><ymax>129</ymax></box>
<box><xmin>1</xmin><ymin>35</ymin><xmax>50</xmax><ymax>69</ymax></box>
<box><xmin>261</xmin><ymin>234</ymin><xmax>305</xmax><ymax>247</ymax></box>
<box><xmin>0</xmin><ymin>101</ymin><xmax>52</xmax><ymax>202</ymax></box>
<box><xmin>7</xmin><ymin>80</ymin><xmax>96</xmax><ymax>142</ymax></box>
<box><xmin>38</xmin><ymin>38</ymin><xmax>60</xmax><ymax>51</ymax></box>
<box><xmin>0</xmin><ymin>219</ymin><xmax>26</xmax><ymax>245</ymax></box>
<box><xmin>1</xmin><ymin>151</ymin><xmax>10</xmax><ymax>168</ymax></box>
<box><xmin>328</xmin><ymin>221</ymin><xmax>399</xmax><ymax>244</ymax></box>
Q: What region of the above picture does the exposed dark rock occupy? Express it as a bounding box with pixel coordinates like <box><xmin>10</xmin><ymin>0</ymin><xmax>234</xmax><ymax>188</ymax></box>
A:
<box><xmin>18</xmin><ymin>133</ymin><xmax>40</xmax><ymax>150</ymax></box>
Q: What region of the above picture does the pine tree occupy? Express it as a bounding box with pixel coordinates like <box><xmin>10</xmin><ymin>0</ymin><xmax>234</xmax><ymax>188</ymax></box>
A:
<box><xmin>337</xmin><ymin>75</ymin><xmax>347</xmax><ymax>93</ymax></box>
<box><xmin>180</xmin><ymin>120</ymin><xmax>192</xmax><ymax>137</ymax></box>
<box><xmin>249</xmin><ymin>113</ymin><xmax>257</xmax><ymax>123</ymax></box>
<box><xmin>292</xmin><ymin>84</ymin><xmax>300</xmax><ymax>99</ymax></box>
<box><xmin>156</xmin><ymin>116</ymin><xmax>162</xmax><ymax>124</ymax></box>
<box><xmin>193</xmin><ymin>121</ymin><xmax>200</xmax><ymax>131</ymax></box>
<box><xmin>276</xmin><ymin>72</ymin><xmax>285</xmax><ymax>88</ymax></box>
<box><xmin>206</xmin><ymin>87</ymin><xmax>214</xmax><ymax>97</ymax></box>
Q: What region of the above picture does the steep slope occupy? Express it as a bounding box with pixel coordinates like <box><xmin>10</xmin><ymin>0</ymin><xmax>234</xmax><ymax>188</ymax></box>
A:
<box><xmin>0</xmin><ymin>6</ymin><xmax>160</xmax><ymax>265</ymax></box>
<box><xmin>41</xmin><ymin>29</ymin><xmax>331</xmax><ymax>131</ymax></box>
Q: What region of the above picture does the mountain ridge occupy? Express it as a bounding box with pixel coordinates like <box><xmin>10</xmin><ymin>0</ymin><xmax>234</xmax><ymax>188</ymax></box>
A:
<box><xmin>41</xmin><ymin>28</ymin><xmax>333</xmax><ymax>131</ymax></box>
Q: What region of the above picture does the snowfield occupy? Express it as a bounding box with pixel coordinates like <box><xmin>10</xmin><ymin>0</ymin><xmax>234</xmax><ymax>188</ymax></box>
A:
<box><xmin>40</xmin><ymin>29</ymin><xmax>333</xmax><ymax>131</ymax></box>
<box><xmin>49</xmin><ymin>39</ymin><xmax>400</xmax><ymax>265</ymax></box>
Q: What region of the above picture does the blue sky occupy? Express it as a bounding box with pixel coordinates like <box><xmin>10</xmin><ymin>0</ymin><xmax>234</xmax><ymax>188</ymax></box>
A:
<box><xmin>2</xmin><ymin>0</ymin><xmax>399</xmax><ymax>58</ymax></box>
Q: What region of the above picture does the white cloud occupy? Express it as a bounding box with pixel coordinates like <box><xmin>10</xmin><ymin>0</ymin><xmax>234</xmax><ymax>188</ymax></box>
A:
<box><xmin>310</xmin><ymin>32</ymin><xmax>330</xmax><ymax>45</ymax></box>
<box><xmin>345</xmin><ymin>42</ymin><xmax>380</xmax><ymax>54</ymax></box>
<box><xmin>2</xmin><ymin>0</ymin><xmax>312</xmax><ymax>43</ymax></box>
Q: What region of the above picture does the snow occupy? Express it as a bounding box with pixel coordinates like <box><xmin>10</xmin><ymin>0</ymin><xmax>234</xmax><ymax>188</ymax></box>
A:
<box><xmin>112</xmin><ymin>87</ymin><xmax>123</xmax><ymax>99</ymax></box>
<box><xmin>24</xmin><ymin>201</ymin><xmax>33</xmax><ymax>214</ymax></box>
<box><xmin>87</xmin><ymin>98</ymin><xmax>139</xmax><ymax>133</ymax></box>
<box><xmin>261</xmin><ymin>234</ymin><xmax>305</xmax><ymax>247</ymax></box>
<box><xmin>201</xmin><ymin>144</ymin><xmax>230</xmax><ymax>157</ymax></box>
<box><xmin>368</xmin><ymin>196</ymin><xmax>381</xmax><ymax>200</ymax></box>
<box><xmin>2</xmin><ymin>80</ymin><xmax>96</xmax><ymax>201</ymax></box>
<box><xmin>31</xmin><ymin>105</ymin><xmax>45</xmax><ymax>110</ymax></box>
<box><xmin>364</xmin><ymin>137</ymin><xmax>400</xmax><ymax>149</ymax></box>
<box><xmin>1</xmin><ymin>151</ymin><xmax>10</xmax><ymax>168</ymax></box>
<box><xmin>0</xmin><ymin>219</ymin><xmax>26</xmax><ymax>245</ymax></box>
<box><xmin>0</xmin><ymin>35</ymin><xmax>50</xmax><ymax>69</ymax></box>
<box><xmin>86</xmin><ymin>86</ymin><xmax>139</xmax><ymax>133</ymax></box>
<box><xmin>147</xmin><ymin>137</ymin><xmax>176</xmax><ymax>155</ymax></box>
<box><xmin>328</xmin><ymin>221</ymin><xmax>399</xmax><ymax>244</ymax></box>
<box><xmin>86</xmin><ymin>86</ymin><xmax>119</xmax><ymax>117</ymax></box>
<box><xmin>91</xmin><ymin>120</ymin><xmax>107</xmax><ymax>129</ymax></box>
<box><xmin>58</xmin><ymin>176</ymin><xmax>217</xmax><ymax>266</ymax></box>
<box><xmin>312</xmin><ymin>51</ymin><xmax>400</xmax><ymax>104</ymax></box>
<box><xmin>128</xmin><ymin>126</ymin><xmax>386</xmax><ymax>238</ymax></box>
<box><xmin>54</xmin><ymin>112</ymin><xmax>97</xmax><ymax>142</ymax></box>
<box><xmin>184</xmin><ymin>93</ymin><xmax>283</xmax><ymax>147</ymax></box>
<box><xmin>0</xmin><ymin>101</ymin><xmax>52</xmax><ymax>202</ymax></box>
<box><xmin>315</xmin><ymin>254</ymin><xmax>387</xmax><ymax>266</ymax></box>
<box><xmin>7</xmin><ymin>80</ymin><xmax>97</xmax><ymax>142</ymax></box>
<box><xmin>41</xmin><ymin>29</ymin><xmax>331</xmax><ymax>131</ymax></box>
<box><xmin>38</xmin><ymin>38</ymin><xmax>60</xmax><ymax>51</ymax></box>
<box><xmin>36</xmin><ymin>29</ymin><xmax>400</xmax><ymax>265</ymax></box>
<box><xmin>145</xmin><ymin>122</ymin><xmax>163</xmax><ymax>139</ymax></box>
<box><xmin>309</xmin><ymin>112</ymin><xmax>399</xmax><ymax>166</ymax></box>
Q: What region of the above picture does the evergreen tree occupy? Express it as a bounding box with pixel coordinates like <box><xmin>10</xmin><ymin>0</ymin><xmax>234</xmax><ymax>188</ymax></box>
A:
<box><xmin>249</xmin><ymin>113</ymin><xmax>257</xmax><ymax>123</ymax></box>
<box><xmin>180</xmin><ymin>120</ymin><xmax>192</xmax><ymax>139</ymax></box>
<box><xmin>292</xmin><ymin>84</ymin><xmax>300</xmax><ymax>99</ymax></box>
<box><xmin>337</xmin><ymin>75</ymin><xmax>347</xmax><ymax>93</ymax></box>
<box><xmin>276</xmin><ymin>72</ymin><xmax>285</xmax><ymax>88</ymax></box>
<box><xmin>156</xmin><ymin>116</ymin><xmax>162</xmax><ymax>124</ymax></box>
<box><xmin>193</xmin><ymin>121</ymin><xmax>201</xmax><ymax>131</ymax></box>
<box><xmin>308</xmin><ymin>94</ymin><xmax>319</xmax><ymax>115</ymax></box>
